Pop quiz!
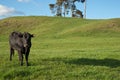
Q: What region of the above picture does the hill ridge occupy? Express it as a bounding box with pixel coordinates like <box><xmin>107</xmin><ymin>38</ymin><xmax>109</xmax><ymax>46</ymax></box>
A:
<box><xmin>0</xmin><ymin>16</ymin><xmax>120</xmax><ymax>38</ymax></box>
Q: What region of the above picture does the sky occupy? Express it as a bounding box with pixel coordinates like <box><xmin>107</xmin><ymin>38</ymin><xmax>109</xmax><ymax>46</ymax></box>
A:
<box><xmin>0</xmin><ymin>0</ymin><xmax>120</xmax><ymax>19</ymax></box>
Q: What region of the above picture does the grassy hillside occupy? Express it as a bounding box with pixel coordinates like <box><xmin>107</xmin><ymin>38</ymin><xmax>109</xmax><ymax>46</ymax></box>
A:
<box><xmin>0</xmin><ymin>16</ymin><xmax>120</xmax><ymax>80</ymax></box>
<box><xmin>0</xmin><ymin>16</ymin><xmax>120</xmax><ymax>38</ymax></box>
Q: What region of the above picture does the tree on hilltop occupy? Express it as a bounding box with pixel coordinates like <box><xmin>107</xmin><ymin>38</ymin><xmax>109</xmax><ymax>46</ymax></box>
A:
<box><xmin>49</xmin><ymin>0</ymin><xmax>85</xmax><ymax>18</ymax></box>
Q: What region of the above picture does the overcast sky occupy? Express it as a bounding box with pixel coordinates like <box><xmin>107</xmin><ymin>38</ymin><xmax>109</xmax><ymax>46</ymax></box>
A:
<box><xmin>0</xmin><ymin>0</ymin><xmax>120</xmax><ymax>19</ymax></box>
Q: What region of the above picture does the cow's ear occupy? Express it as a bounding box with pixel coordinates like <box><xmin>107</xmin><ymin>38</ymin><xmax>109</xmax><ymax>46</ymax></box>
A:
<box><xmin>31</xmin><ymin>34</ymin><xmax>34</xmax><ymax>37</ymax></box>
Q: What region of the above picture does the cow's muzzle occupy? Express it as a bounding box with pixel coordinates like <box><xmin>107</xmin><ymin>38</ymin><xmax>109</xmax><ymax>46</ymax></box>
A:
<box><xmin>24</xmin><ymin>44</ymin><xmax>28</xmax><ymax>47</ymax></box>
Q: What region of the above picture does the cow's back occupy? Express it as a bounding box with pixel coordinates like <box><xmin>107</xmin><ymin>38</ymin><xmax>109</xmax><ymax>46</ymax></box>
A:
<box><xmin>9</xmin><ymin>31</ymin><xmax>24</xmax><ymax>50</ymax></box>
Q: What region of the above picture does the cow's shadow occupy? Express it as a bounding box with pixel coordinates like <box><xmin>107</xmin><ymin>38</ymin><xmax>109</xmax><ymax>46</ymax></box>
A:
<box><xmin>44</xmin><ymin>58</ymin><xmax>120</xmax><ymax>68</ymax></box>
<box><xmin>65</xmin><ymin>58</ymin><xmax>120</xmax><ymax>68</ymax></box>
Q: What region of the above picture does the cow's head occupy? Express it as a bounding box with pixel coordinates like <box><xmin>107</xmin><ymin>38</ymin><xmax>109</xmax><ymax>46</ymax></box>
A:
<box><xmin>23</xmin><ymin>32</ymin><xmax>34</xmax><ymax>47</ymax></box>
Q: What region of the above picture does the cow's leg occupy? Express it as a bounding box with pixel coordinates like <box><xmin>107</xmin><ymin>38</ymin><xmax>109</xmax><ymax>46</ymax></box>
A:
<box><xmin>10</xmin><ymin>48</ymin><xmax>14</xmax><ymax>61</ymax></box>
<box><xmin>25</xmin><ymin>48</ymin><xmax>30</xmax><ymax>66</ymax></box>
<box><xmin>25</xmin><ymin>53</ymin><xmax>29</xmax><ymax>66</ymax></box>
<box><xmin>18</xmin><ymin>51</ymin><xmax>23</xmax><ymax>66</ymax></box>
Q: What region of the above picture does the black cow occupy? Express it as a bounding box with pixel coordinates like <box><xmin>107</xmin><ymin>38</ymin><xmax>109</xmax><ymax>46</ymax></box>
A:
<box><xmin>9</xmin><ymin>31</ymin><xmax>34</xmax><ymax>66</ymax></box>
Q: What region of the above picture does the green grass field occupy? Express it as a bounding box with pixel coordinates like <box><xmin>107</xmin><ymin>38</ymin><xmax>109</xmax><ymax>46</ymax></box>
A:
<box><xmin>0</xmin><ymin>16</ymin><xmax>120</xmax><ymax>80</ymax></box>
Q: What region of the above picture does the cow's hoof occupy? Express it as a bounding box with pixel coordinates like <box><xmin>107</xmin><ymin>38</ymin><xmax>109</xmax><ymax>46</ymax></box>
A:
<box><xmin>26</xmin><ymin>63</ymin><xmax>29</xmax><ymax>66</ymax></box>
<box><xmin>20</xmin><ymin>63</ymin><xmax>23</xmax><ymax>66</ymax></box>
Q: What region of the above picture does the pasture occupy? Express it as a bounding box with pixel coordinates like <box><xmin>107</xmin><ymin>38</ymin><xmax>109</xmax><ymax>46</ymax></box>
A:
<box><xmin>0</xmin><ymin>16</ymin><xmax>120</xmax><ymax>80</ymax></box>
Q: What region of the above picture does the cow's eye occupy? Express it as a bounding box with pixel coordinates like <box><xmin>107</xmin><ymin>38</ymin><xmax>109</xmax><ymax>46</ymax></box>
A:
<box><xmin>23</xmin><ymin>35</ymin><xmax>27</xmax><ymax>38</ymax></box>
<box><xmin>25</xmin><ymin>36</ymin><xmax>27</xmax><ymax>38</ymax></box>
